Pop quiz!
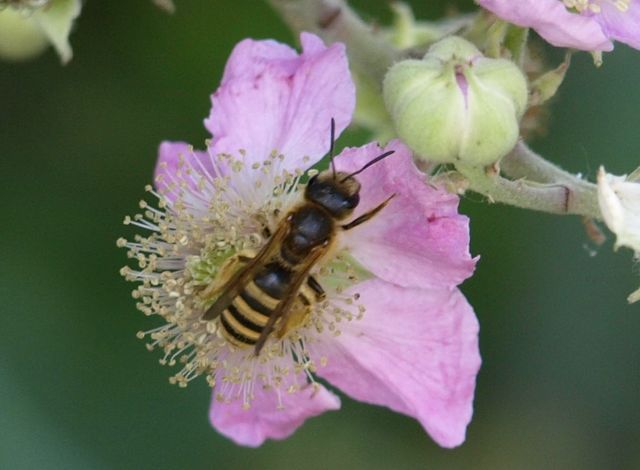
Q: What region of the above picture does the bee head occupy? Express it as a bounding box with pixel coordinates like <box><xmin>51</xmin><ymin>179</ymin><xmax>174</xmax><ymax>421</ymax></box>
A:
<box><xmin>309</xmin><ymin>117</ymin><xmax>395</xmax><ymax>219</ymax></box>
<box><xmin>305</xmin><ymin>171</ymin><xmax>361</xmax><ymax>219</ymax></box>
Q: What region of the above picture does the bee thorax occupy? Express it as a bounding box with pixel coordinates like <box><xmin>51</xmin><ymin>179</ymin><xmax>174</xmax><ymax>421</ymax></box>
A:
<box><xmin>285</xmin><ymin>206</ymin><xmax>334</xmax><ymax>252</ymax></box>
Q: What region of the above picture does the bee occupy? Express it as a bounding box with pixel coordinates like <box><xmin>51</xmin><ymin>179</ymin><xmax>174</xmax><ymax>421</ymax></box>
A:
<box><xmin>200</xmin><ymin>120</ymin><xmax>395</xmax><ymax>354</ymax></box>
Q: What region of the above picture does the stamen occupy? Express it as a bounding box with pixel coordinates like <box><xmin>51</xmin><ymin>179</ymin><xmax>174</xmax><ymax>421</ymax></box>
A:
<box><xmin>120</xmin><ymin>148</ymin><xmax>370</xmax><ymax>407</ymax></box>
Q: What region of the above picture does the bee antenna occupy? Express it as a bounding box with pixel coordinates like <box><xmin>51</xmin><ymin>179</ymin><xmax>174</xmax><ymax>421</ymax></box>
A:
<box><xmin>340</xmin><ymin>150</ymin><xmax>395</xmax><ymax>182</ymax></box>
<box><xmin>329</xmin><ymin>118</ymin><xmax>337</xmax><ymax>180</ymax></box>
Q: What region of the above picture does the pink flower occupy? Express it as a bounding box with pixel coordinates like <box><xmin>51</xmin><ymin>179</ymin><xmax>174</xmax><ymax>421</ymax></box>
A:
<box><xmin>477</xmin><ymin>0</ymin><xmax>640</xmax><ymax>51</ymax></box>
<box><xmin>120</xmin><ymin>33</ymin><xmax>480</xmax><ymax>448</ymax></box>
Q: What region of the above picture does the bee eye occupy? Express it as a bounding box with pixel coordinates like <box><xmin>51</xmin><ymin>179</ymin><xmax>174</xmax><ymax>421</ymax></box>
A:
<box><xmin>345</xmin><ymin>193</ymin><xmax>359</xmax><ymax>209</ymax></box>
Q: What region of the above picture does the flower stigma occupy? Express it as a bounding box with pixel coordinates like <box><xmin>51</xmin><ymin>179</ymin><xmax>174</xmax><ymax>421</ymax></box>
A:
<box><xmin>119</xmin><ymin>145</ymin><xmax>369</xmax><ymax>409</ymax></box>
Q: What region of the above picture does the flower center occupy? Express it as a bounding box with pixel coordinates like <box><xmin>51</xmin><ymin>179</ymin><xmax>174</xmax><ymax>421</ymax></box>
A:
<box><xmin>120</xmin><ymin>145</ymin><xmax>368</xmax><ymax>407</ymax></box>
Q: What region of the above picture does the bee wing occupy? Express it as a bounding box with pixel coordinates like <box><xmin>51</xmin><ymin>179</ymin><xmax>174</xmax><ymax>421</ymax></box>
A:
<box><xmin>253</xmin><ymin>244</ymin><xmax>328</xmax><ymax>355</ymax></box>
<box><xmin>202</xmin><ymin>218</ymin><xmax>291</xmax><ymax>321</ymax></box>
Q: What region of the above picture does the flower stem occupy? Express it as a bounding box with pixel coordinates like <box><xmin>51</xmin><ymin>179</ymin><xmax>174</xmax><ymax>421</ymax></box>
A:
<box><xmin>456</xmin><ymin>142</ymin><xmax>600</xmax><ymax>218</ymax></box>
<box><xmin>501</xmin><ymin>141</ymin><xmax>584</xmax><ymax>186</ymax></box>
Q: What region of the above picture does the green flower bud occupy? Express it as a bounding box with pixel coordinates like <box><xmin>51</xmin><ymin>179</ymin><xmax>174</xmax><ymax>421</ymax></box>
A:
<box><xmin>0</xmin><ymin>7</ymin><xmax>49</xmax><ymax>61</ymax></box>
<box><xmin>0</xmin><ymin>0</ymin><xmax>81</xmax><ymax>64</ymax></box>
<box><xmin>383</xmin><ymin>36</ymin><xmax>528</xmax><ymax>166</ymax></box>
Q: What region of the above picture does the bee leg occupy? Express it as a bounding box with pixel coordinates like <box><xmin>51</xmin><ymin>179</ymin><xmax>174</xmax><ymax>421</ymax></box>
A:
<box><xmin>276</xmin><ymin>298</ymin><xmax>311</xmax><ymax>340</ymax></box>
<box><xmin>254</xmin><ymin>317</ymin><xmax>279</xmax><ymax>356</ymax></box>
<box><xmin>341</xmin><ymin>194</ymin><xmax>396</xmax><ymax>231</ymax></box>
<box><xmin>274</xmin><ymin>277</ymin><xmax>325</xmax><ymax>342</ymax></box>
<box><xmin>307</xmin><ymin>276</ymin><xmax>326</xmax><ymax>301</ymax></box>
<box><xmin>198</xmin><ymin>251</ymin><xmax>254</xmax><ymax>301</ymax></box>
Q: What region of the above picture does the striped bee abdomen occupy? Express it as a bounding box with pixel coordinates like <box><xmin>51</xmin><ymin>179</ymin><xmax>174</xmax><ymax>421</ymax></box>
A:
<box><xmin>218</xmin><ymin>270</ymin><xmax>323</xmax><ymax>349</ymax></box>
<box><xmin>219</xmin><ymin>280</ymin><xmax>277</xmax><ymax>348</ymax></box>
<box><xmin>253</xmin><ymin>262</ymin><xmax>292</xmax><ymax>299</ymax></box>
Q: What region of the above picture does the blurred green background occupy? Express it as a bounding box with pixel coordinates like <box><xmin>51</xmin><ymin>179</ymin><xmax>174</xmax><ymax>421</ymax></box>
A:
<box><xmin>2</xmin><ymin>1</ymin><xmax>640</xmax><ymax>468</ymax></box>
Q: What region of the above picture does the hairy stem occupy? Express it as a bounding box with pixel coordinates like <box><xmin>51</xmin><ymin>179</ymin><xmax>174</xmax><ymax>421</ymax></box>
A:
<box><xmin>502</xmin><ymin>141</ymin><xmax>590</xmax><ymax>187</ymax></box>
<box><xmin>456</xmin><ymin>142</ymin><xmax>600</xmax><ymax>218</ymax></box>
<box><xmin>502</xmin><ymin>141</ymin><xmax>600</xmax><ymax>218</ymax></box>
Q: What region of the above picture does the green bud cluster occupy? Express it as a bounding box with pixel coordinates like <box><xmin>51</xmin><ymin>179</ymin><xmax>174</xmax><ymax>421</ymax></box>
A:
<box><xmin>383</xmin><ymin>36</ymin><xmax>528</xmax><ymax>166</ymax></box>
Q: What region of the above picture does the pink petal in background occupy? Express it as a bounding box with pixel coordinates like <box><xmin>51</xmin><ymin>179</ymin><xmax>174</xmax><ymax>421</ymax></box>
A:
<box><xmin>477</xmin><ymin>0</ymin><xmax>613</xmax><ymax>51</ymax></box>
<box><xmin>596</xmin><ymin>0</ymin><xmax>640</xmax><ymax>49</ymax></box>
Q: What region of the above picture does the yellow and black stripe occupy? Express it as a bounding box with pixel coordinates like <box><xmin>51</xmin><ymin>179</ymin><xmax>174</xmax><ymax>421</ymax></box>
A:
<box><xmin>219</xmin><ymin>277</ymin><xmax>322</xmax><ymax>348</ymax></box>
<box><xmin>219</xmin><ymin>281</ymin><xmax>275</xmax><ymax>348</ymax></box>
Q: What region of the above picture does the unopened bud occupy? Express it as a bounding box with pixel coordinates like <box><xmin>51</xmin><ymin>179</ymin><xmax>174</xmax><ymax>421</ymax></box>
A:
<box><xmin>383</xmin><ymin>36</ymin><xmax>527</xmax><ymax>166</ymax></box>
<box><xmin>0</xmin><ymin>0</ymin><xmax>81</xmax><ymax>64</ymax></box>
<box><xmin>0</xmin><ymin>7</ymin><xmax>49</xmax><ymax>61</ymax></box>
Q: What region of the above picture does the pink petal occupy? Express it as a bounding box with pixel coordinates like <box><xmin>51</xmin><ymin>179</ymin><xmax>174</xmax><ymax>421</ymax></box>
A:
<box><xmin>314</xmin><ymin>279</ymin><xmax>481</xmax><ymax>448</ymax></box>
<box><xmin>205</xmin><ymin>32</ymin><xmax>355</xmax><ymax>171</ymax></box>
<box><xmin>209</xmin><ymin>381</ymin><xmax>341</xmax><ymax>447</ymax></box>
<box><xmin>218</xmin><ymin>37</ymin><xmax>298</xmax><ymax>83</ymax></box>
<box><xmin>336</xmin><ymin>140</ymin><xmax>476</xmax><ymax>289</ymax></box>
<box><xmin>478</xmin><ymin>0</ymin><xmax>613</xmax><ymax>51</ymax></box>
<box><xmin>154</xmin><ymin>141</ymin><xmax>215</xmax><ymax>198</ymax></box>
<box><xmin>595</xmin><ymin>1</ymin><xmax>640</xmax><ymax>49</ymax></box>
